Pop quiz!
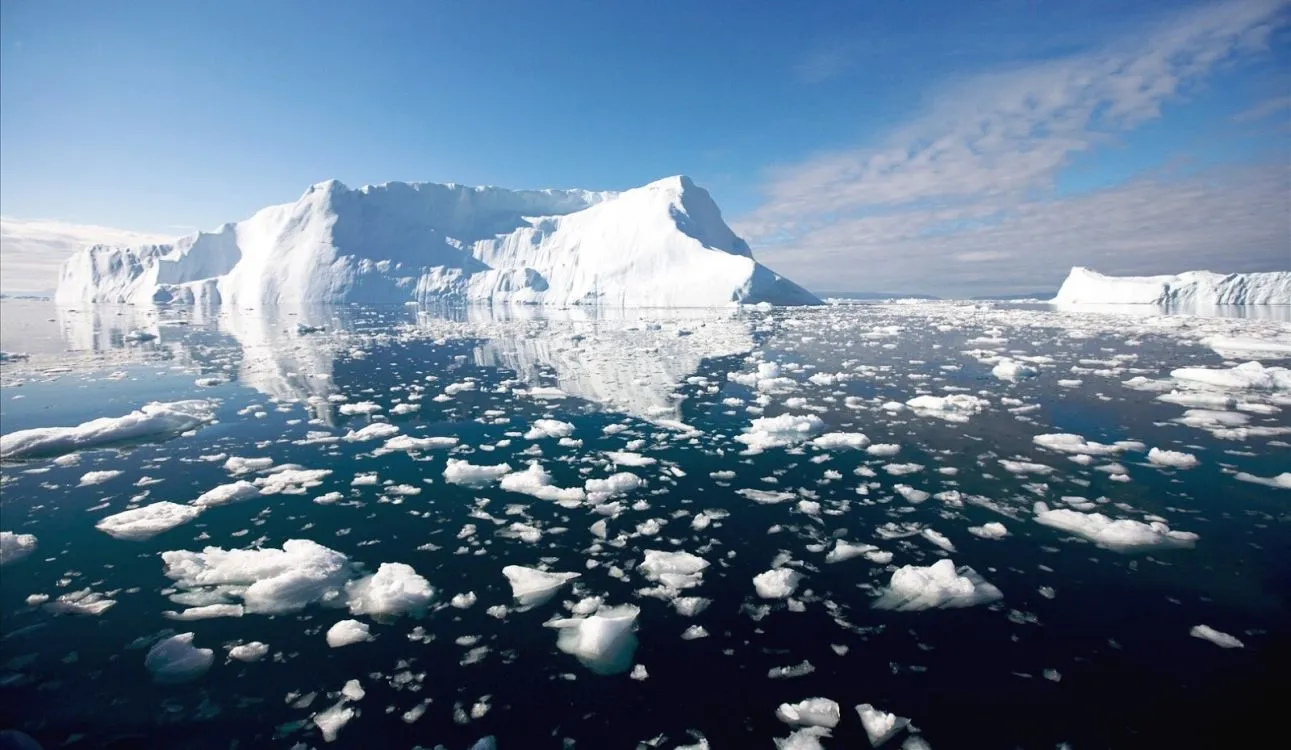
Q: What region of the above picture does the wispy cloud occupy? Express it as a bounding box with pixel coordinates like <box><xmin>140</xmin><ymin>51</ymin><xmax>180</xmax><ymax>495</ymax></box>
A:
<box><xmin>1233</xmin><ymin>94</ymin><xmax>1291</xmax><ymax>122</ymax></box>
<box><xmin>0</xmin><ymin>217</ymin><xmax>174</xmax><ymax>293</ymax></box>
<box><xmin>739</xmin><ymin>0</ymin><xmax>1291</xmax><ymax>294</ymax></box>
<box><xmin>794</xmin><ymin>46</ymin><xmax>853</xmax><ymax>84</ymax></box>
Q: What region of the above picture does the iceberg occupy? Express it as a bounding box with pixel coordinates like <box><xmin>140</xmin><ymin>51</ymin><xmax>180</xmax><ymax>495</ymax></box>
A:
<box><xmin>55</xmin><ymin>176</ymin><xmax>819</xmax><ymax>308</ymax></box>
<box><xmin>0</xmin><ymin>399</ymin><xmax>216</xmax><ymax>460</ymax></box>
<box><xmin>1052</xmin><ymin>267</ymin><xmax>1291</xmax><ymax>306</ymax></box>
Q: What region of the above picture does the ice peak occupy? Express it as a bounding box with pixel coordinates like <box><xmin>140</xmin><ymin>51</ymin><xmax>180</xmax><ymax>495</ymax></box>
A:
<box><xmin>306</xmin><ymin>179</ymin><xmax>349</xmax><ymax>197</ymax></box>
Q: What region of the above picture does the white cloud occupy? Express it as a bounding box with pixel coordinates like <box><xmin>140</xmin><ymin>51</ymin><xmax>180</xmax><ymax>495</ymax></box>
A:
<box><xmin>0</xmin><ymin>217</ymin><xmax>173</xmax><ymax>293</ymax></box>
<box><xmin>738</xmin><ymin>0</ymin><xmax>1291</xmax><ymax>295</ymax></box>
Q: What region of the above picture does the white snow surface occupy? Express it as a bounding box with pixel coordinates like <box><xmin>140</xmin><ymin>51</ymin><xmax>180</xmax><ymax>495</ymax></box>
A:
<box><xmin>326</xmin><ymin>619</ymin><xmax>374</xmax><ymax>648</ymax></box>
<box><xmin>502</xmin><ymin>565</ymin><xmax>580</xmax><ymax>607</ymax></box>
<box><xmin>546</xmin><ymin>603</ymin><xmax>640</xmax><ymax>675</ymax></box>
<box><xmin>55</xmin><ymin>176</ymin><xmax>818</xmax><ymax>308</ymax></box>
<box><xmin>96</xmin><ymin>501</ymin><xmax>203</xmax><ymax>541</ymax></box>
<box><xmin>345</xmin><ymin>562</ymin><xmax>435</xmax><ymax>617</ymax></box>
<box><xmin>0</xmin><ymin>399</ymin><xmax>216</xmax><ymax>459</ymax></box>
<box><xmin>161</xmin><ymin>539</ymin><xmax>352</xmax><ymax>614</ymax></box>
<box><xmin>1052</xmin><ymin>266</ymin><xmax>1291</xmax><ymax>306</ymax></box>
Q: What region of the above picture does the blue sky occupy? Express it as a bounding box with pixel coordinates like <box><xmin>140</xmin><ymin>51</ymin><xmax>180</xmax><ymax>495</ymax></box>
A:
<box><xmin>1</xmin><ymin>0</ymin><xmax>1287</xmax><ymax>294</ymax></box>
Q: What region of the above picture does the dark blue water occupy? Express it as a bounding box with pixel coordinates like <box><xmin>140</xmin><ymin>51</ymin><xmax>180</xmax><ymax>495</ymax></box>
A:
<box><xmin>0</xmin><ymin>300</ymin><xmax>1287</xmax><ymax>749</ymax></box>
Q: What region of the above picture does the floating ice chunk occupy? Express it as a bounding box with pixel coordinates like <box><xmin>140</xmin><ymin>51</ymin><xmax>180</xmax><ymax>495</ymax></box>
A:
<box><xmin>451</xmin><ymin>592</ymin><xmax>478</xmax><ymax>609</ymax></box>
<box><xmin>346</xmin><ymin>562</ymin><xmax>434</xmax><ymax>617</ymax></box>
<box><xmin>193</xmin><ymin>480</ymin><xmax>261</xmax><ymax>507</ymax></box>
<box><xmin>161</xmin><ymin>539</ymin><xmax>352</xmax><ymax>614</ymax></box>
<box><xmin>736</xmin><ymin>413</ymin><xmax>824</xmax><ymax>452</ymax></box>
<box><xmin>968</xmin><ymin>522</ymin><xmax>1009</xmax><ymax>539</ymax></box>
<box><xmin>342</xmin><ymin>422</ymin><xmax>401</xmax><ymax>442</ymax></box>
<box><xmin>737</xmin><ymin>488</ymin><xmax>796</xmax><ymax>504</ymax></box>
<box><xmin>768</xmin><ymin>660</ymin><xmax>816</xmax><ymax>679</ymax></box>
<box><xmin>1202</xmin><ymin>336</ymin><xmax>1291</xmax><ymax>359</ymax></box>
<box><xmin>444</xmin><ymin>459</ymin><xmax>513</xmax><ymax>485</ymax></box>
<box><xmin>165</xmin><ymin>603</ymin><xmax>244</xmax><ymax>620</ymax></box>
<box><xmin>992</xmin><ymin>358</ymin><xmax>1037</xmax><ymax>381</ymax></box>
<box><xmin>0</xmin><ymin>531</ymin><xmax>38</xmax><ymax>565</ymax></box>
<box><xmin>338</xmin><ymin>400</ymin><xmax>382</xmax><ymax>416</ymax></box>
<box><xmin>224</xmin><ymin>456</ymin><xmax>274</xmax><ymax>475</ymax></box>
<box><xmin>605</xmin><ymin>450</ymin><xmax>656</xmax><ymax>466</ymax></box>
<box><xmin>499</xmin><ymin>462</ymin><xmax>586</xmax><ymax>503</ymax></box>
<box><xmin>0</xmin><ymin>399</ymin><xmax>216</xmax><ymax>459</ymax></box>
<box><xmin>546</xmin><ymin>603</ymin><xmax>640</xmax><ymax>675</ymax></box>
<box><xmin>145</xmin><ymin>633</ymin><xmax>213</xmax><ymax>684</ymax></box>
<box><xmin>905</xmin><ymin>394</ymin><xmax>988</xmax><ymax>423</ymax></box>
<box><xmin>895</xmin><ymin>485</ymin><xmax>929</xmax><ymax>503</ymax></box>
<box><xmin>253</xmin><ymin>468</ymin><xmax>332</xmax><ymax>495</ymax></box>
<box><xmin>1170</xmin><ymin>361</ymin><xmax>1291</xmax><ymax>391</ymax></box>
<box><xmin>79</xmin><ymin>470</ymin><xmax>122</xmax><ymax>486</ymax></box>
<box><xmin>383</xmin><ymin>435</ymin><xmax>458</xmax><ymax>452</ymax></box>
<box><xmin>883</xmin><ymin>463</ymin><xmax>923</xmax><ymax>476</ymax></box>
<box><xmin>1190</xmin><ymin>624</ymin><xmax>1244</xmax><ymax>649</ymax></box>
<box><xmin>873</xmin><ymin>559</ymin><xmax>1002</xmax><ymax>611</ymax></box>
<box><xmin>327</xmin><ymin>619</ymin><xmax>375</xmax><ymax>647</ymax></box>
<box><xmin>502</xmin><ymin>565</ymin><xmax>580</xmax><ymax>606</ymax></box>
<box><xmin>584</xmin><ymin>472</ymin><xmax>642</xmax><ymax>498</ymax></box>
<box><xmin>44</xmin><ymin>588</ymin><xmax>116</xmax><ymax>615</ymax></box>
<box><xmin>1033</xmin><ymin>502</ymin><xmax>1198</xmax><ymax>551</ymax></box>
<box><xmin>866</xmin><ymin>443</ymin><xmax>901</xmax><ymax>457</ymax></box>
<box><xmin>1147</xmin><ymin>447</ymin><xmax>1199</xmax><ymax>469</ymax></box>
<box><xmin>1233</xmin><ymin>471</ymin><xmax>1291</xmax><ymax>489</ymax></box>
<box><xmin>681</xmin><ymin>624</ymin><xmax>709</xmax><ymax>640</ymax></box>
<box><xmin>855</xmin><ymin>703</ymin><xmax>911</xmax><ymax>747</ymax></box>
<box><xmin>1032</xmin><ymin>433</ymin><xmax>1144</xmax><ymax>455</ymax></box>
<box><xmin>753</xmin><ymin>568</ymin><xmax>802</xmax><ymax>599</ymax></box>
<box><xmin>341</xmin><ymin>679</ymin><xmax>365</xmax><ymax>701</ymax></box>
<box><xmin>810</xmin><ymin>432</ymin><xmax>870</xmax><ymax>450</ymax></box>
<box><xmin>824</xmin><ymin>540</ymin><xmax>881</xmax><ymax>563</ymax></box>
<box><xmin>313</xmin><ymin>701</ymin><xmax>355</xmax><ymax>742</ymax></box>
<box><xmin>639</xmin><ymin>549</ymin><xmax>709</xmax><ymax>591</ymax></box>
<box><xmin>228</xmin><ymin>641</ymin><xmax>269</xmax><ymax>662</ymax></box>
<box><xmin>776</xmin><ymin>698</ymin><xmax>841</xmax><ymax>729</ymax></box>
<box><xmin>998</xmin><ymin>459</ymin><xmax>1053</xmax><ymax>475</ymax></box>
<box><xmin>96</xmin><ymin>501</ymin><xmax>202</xmax><ymax>541</ymax></box>
<box><xmin>774</xmin><ymin>726</ymin><xmax>831</xmax><ymax>750</ymax></box>
<box><xmin>921</xmin><ymin>529</ymin><xmax>955</xmax><ymax>552</ymax></box>
<box><xmin>524</xmin><ymin>419</ymin><xmax>574</xmax><ymax>440</ymax></box>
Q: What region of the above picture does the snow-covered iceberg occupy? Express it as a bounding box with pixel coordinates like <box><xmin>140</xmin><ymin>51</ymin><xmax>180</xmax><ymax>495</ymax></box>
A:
<box><xmin>1052</xmin><ymin>267</ymin><xmax>1291</xmax><ymax>306</ymax></box>
<box><xmin>55</xmin><ymin>176</ymin><xmax>819</xmax><ymax>308</ymax></box>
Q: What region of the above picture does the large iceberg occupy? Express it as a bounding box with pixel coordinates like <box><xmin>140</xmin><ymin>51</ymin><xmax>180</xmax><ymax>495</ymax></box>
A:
<box><xmin>1052</xmin><ymin>267</ymin><xmax>1291</xmax><ymax>306</ymax></box>
<box><xmin>55</xmin><ymin>176</ymin><xmax>819</xmax><ymax>307</ymax></box>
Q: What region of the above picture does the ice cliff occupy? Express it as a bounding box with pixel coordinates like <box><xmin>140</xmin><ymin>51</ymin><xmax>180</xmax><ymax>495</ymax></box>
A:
<box><xmin>1052</xmin><ymin>267</ymin><xmax>1290</xmax><ymax>306</ymax></box>
<box><xmin>55</xmin><ymin>176</ymin><xmax>819</xmax><ymax>307</ymax></box>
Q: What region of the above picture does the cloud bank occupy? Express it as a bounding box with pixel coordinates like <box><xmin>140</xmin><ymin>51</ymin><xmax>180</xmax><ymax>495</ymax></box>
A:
<box><xmin>0</xmin><ymin>217</ymin><xmax>173</xmax><ymax>294</ymax></box>
<box><xmin>737</xmin><ymin>0</ymin><xmax>1291</xmax><ymax>296</ymax></box>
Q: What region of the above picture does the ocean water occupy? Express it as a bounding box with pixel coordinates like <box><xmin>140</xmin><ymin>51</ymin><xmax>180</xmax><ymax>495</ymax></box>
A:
<box><xmin>0</xmin><ymin>298</ymin><xmax>1287</xmax><ymax>749</ymax></box>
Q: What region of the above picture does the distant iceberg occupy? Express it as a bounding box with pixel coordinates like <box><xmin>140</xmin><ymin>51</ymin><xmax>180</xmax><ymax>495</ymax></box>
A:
<box><xmin>1052</xmin><ymin>267</ymin><xmax>1290</xmax><ymax>306</ymax></box>
<box><xmin>55</xmin><ymin>176</ymin><xmax>819</xmax><ymax>308</ymax></box>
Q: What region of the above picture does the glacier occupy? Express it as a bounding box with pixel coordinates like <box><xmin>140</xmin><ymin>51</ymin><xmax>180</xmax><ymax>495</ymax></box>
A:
<box><xmin>55</xmin><ymin>176</ymin><xmax>819</xmax><ymax>307</ymax></box>
<box><xmin>1052</xmin><ymin>267</ymin><xmax>1291</xmax><ymax>306</ymax></box>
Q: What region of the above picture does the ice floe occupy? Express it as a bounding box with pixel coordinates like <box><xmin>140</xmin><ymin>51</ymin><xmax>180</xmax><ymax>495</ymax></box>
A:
<box><xmin>546</xmin><ymin>603</ymin><xmax>640</xmax><ymax>675</ymax></box>
<box><xmin>1190</xmin><ymin>624</ymin><xmax>1244</xmax><ymax>649</ymax></box>
<box><xmin>0</xmin><ymin>399</ymin><xmax>216</xmax><ymax>459</ymax></box>
<box><xmin>502</xmin><ymin>565</ymin><xmax>580</xmax><ymax>607</ymax></box>
<box><xmin>145</xmin><ymin>633</ymin><xmax>213</xmax><ymax>684</ymax></box>
<box><xmin>873</xmin><ymin>559</ymin><xmax>1002</xmax><ymax>611</ymax></box>
<box><xmin>96</xmin><ymin>501</ymin><xmax>203</xmax><ymax>541</ymax></box>
<box><xmin>161</xmin><ymin>539</ymin><xmax>352</xmax><ymax>614</ymax></box>
<box><xmin>1033</xmin><ymin>502</ymin><xmax>1198</xmax><ymax>551</ymax></box>
<box><xmin>345</xmin><ymin>562</ymin><xmax>435</xmax><ymax>618</ymax></box>
<box><xmin>327</xmin><ymin>619</ymin><xmax>375</xmax><ymax>647</ymax></box>
<box><xmin>0</xmin><ymin>531</ymin><xmax>38</xmax><ymax>565</ymax></box>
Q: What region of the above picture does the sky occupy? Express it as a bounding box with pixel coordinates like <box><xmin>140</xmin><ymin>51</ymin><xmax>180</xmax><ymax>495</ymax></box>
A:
<box><xmin>1</xmin><ymin>0</ymin><xmax>1287</xmax><ymax>296</ymax></box>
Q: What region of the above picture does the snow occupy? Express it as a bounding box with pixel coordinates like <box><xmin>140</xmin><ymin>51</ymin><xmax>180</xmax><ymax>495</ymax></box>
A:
<box><xmin>342</xmin><ymin>422</ymin><xmax>401</xmax><ymax>442</ymax></box>
<box><xmin>1233</xmin><ymin>471</ymin><xmax>1291</xmax><ymax>489</ymax></box>
<box><xmin>345</xmin><ymin>562</ymin><xmax>435</xmax><ymax>617</ymax></box>
<box><xmin>753</xmin><ymin>568</ymin><xmax>802</xmax><ymax>599</ymax></box>
<box><xmin>809</xmin><ymin>431</ymin><xmax>870</xmax><ymax>450</ymax></box>
<box><xmin>546</xmin><ymin>603</ymin><xmax>640</xmax><ymax>675</ymax></box>
<box><xmin>499</xmin><ymin>462</ymin><xmax>586</xmax><ymax>503</ymax></box>
<box><xmin>1170</xmin><ymin>361</ymin><xmax>1291</xmax><ymax>391</ymax></box>
<box><xmin>1052</xmin><ymin>266</ymin><xmax>1291</xmax><ymax>306</ymax></box>
<box><xmin>502</xmin><ymin>565</ymin><xmax>580</xmax><ymax>606</ymax></box>
<box><xmin>193</xmin><ymin>480</ymin><xmax>261</xmax><ymax>507</ymax></box>
<box><xmin>1147</xmin><ymin>447</ymin><xmax>1200</xmax><ymax>469</ymax></box>
<box><xmin>383</xmin><ymin>434</ymin><xmax>458</xmax><ymax>452</ymax></box>
<box><xmin>56</xmin><ymin>176</ymin><xmax>819</xmax><ymax>308</ymax></box>
<box><xmin>968</xmin><ymin>522</ymin><xmax>1009</xmax><ymax>539</ymax></box>
<box><xmin>736</xmin><ymin>413</ymin><xmax>825</xmax><ymax>452</ymax></box>
<box><xmin>78</xmin><ymin>470</ymin><xmax>121</xmax><ymax>486</ymax></box>
<box><xmin>1033</xmin><ymin>433</ymin><xmax>1144</xmax><ymax>455</ymax></box>
<box><xmin>992</xmin><ymin>358</ymin><xmax>1037</xmax><ymax>381</ymax></box>
<box><xmin>775</xmin><ymin>698</ymin><xmax>841</xmax><ymax>728</ymax></box>
<box><xmin>873</xmin><ymin>559</ymin><xmax>1003</xmax><ymax>611</ymax></box>
<box><xmin>1033</xmin><ymin>502</ymin><xmax>1199</xmax><ymax>551</ymax></box>
<box><xmin>166</xmin><ymin>603</ymin><xmax>244</xmax><ymax>620</ymax></box>
<box><xmin>96</xmin><ymin>501</ymin><xmax>203</xmax><ymax>541</ymax></box>
<box><xmin>0</xmin><ymin>399</ymin><xmax>215</xmax><ymax>459</ymax></box>
<box><xmin>327</xmin><ymin>619</ymin><xmax>375</xmax><ymax>647</ymax></box>
<box><xmin>161</xmin><ymin>539</ymin><xmax>352</xmax><ymax>614</ymax></box>
<box><xmin>145</xmin><ymin>633</ymin><xmax>214</xmax><ymax>684</ymax></box>
<box><xmin>855</xmin><ymin>704</ymin><xmax>911</xmax><ymax>747</ymax></box>
<box><xmin>0</xmin><ymin>531</ymin><xmax>38</xmax><ymax>565</ymax></box>
<box><xmin>1190</xmin><ymin>624</ymin><xmax>1244</xmax><ymax>649</ymax></box>
<box><xmin>1202</xmin><ymin>336</ymin><xmax>1291</xmax><ymax>359</ymax></box>
<box><xmin>905</xmin><ymin>394</ymin><xmax>988</xmax><ymax>423</ymax></box>
<box><xmin>605</xmin><ymin>450</ymin><xmax>656</xmax><ymax>466</ymax></box>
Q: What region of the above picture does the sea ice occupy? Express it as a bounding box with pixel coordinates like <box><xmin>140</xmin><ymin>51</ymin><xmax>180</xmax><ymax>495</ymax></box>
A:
<box><xmin>345</xmin><ymin>562</ymin><xmax>435</xmax><ymax>617</ymax></box>
<box><xmin>1190</xmin><ymin>624</ymin><xmax>1244</xmax><ymax>649</ymax></box>
<box><xmin>753</xmin><ymin>568</ymin><xmax>802</xmax><ymax>599</ymax></box>
<box><xmin>905</xmin><ymin>394</ymin><xmax>988</xmax><ymax>423</ymax></box>
<box><xmin>145</xmin><ymin>633</ymin><xmax>214</xmax><ymax>684</ymax></box>
<box><xmin>327</xmin><ymin>619</ymin><xmax>375</xmax><ymax>647</ymax></box>
<box><xmin>855</xmin><ymin>703</ymin><xmax>911</xmax><ymax>747</ymax></box>
<box><xmin>193</xmin><ymin>480</ymin><xmax>261</xmax><ymax>507</ymax></box>
<box><xmin>1147</xmin><ymin>447</ymin><xmax>1200</xmax><ymax>469</ymax></box>
<box><xmin>638</xmin><ymin>549</ymin><xmax>709</xmax><ymax>591</ymax></box>
<box><xmin>0</xmin><ymin>531</ymin><xmax>38</xmax><ymax>565</ymax></box>
<box><xmin>524</xmin><ymin>419</ymin><xmax>575</xmax><ymax>440</ymax></box>
<box><xmin>873</xmin><ymin>559</ymin><xmax>1002</xmax><ymax>611</ymax></box>
<box><xmin>546</xmin><ymin>603</ymin><xmax>640</xmax><ymax>675</ymax></box>
<box><xmin>1033</xmin><ymin>502</ymin><xmax>1198</xmax><ymax>551</ymax></box>
<box><xmin>228</xmin><ymin>641</ymin><xmax>269</xmax><ymax>662</ymax></box>
<box><xmin>736</xmin><ymin>413</ymin><xmax>824</xmax><ymax>452</ymax></box>
<box><xmin>502</xmin><ymin>565</ymin><xmax>580</xmax><ymax>606</ymax></box>
<box><xmin>776</xmin><ymin>698</ymin><xmax>841</xmax><ymax>728</ymax></box>
<box><xmin>444</xmin><ymin>459</ymin><xmax>513</xmax><ymax>485</ymax></box>
<box><xmin>161</xmin><ymin>539</ymin><xmax>352</xmax><ymax>614</ymax></box>
<box><xmin>0</xmin><ymin>399</ymin><xmax>216</xmax><ymax>459</ymax></box>
<box><xmin>96</xmin><ymin>502</ymin><xmax>203</xmax><ymax>541</ymax></box>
